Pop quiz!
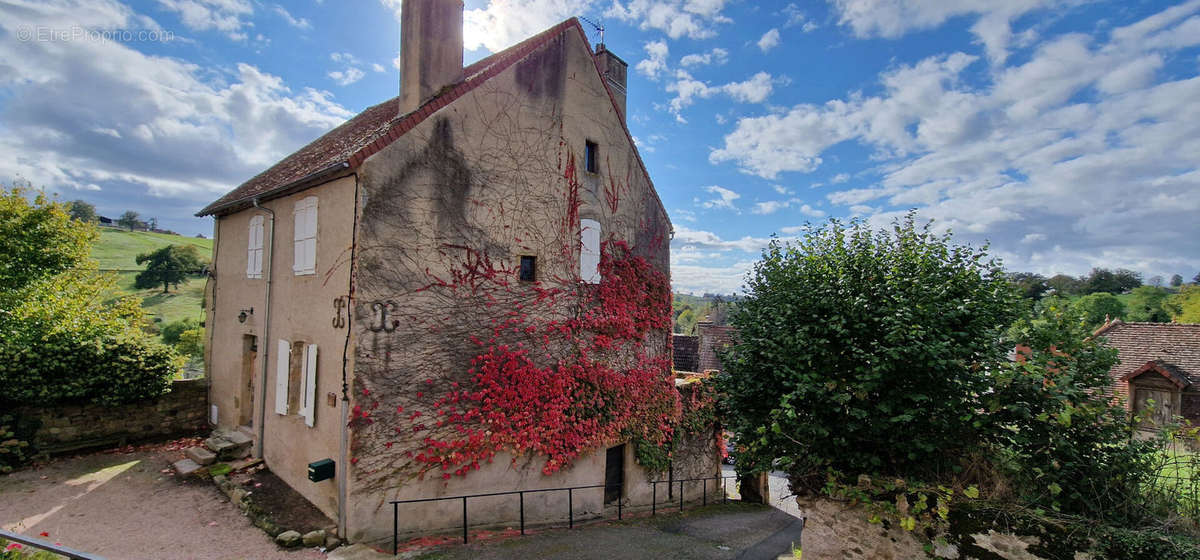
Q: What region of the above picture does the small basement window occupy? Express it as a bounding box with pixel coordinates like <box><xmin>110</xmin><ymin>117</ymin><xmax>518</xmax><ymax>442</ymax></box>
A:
<box><xmin>585</xmin><ymin>140</ymin><xmax>599</xmax><ymax>174</ymax></box>
<box><xmin>519</xmin><ymin>256</ymin><xmax>537</xmax><ymax>282</ymax></box>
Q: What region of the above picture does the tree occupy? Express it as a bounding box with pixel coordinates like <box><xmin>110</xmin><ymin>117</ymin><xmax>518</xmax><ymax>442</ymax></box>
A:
<box><xmin>1008</xmin><ymin>272</ymin><xmax>1050</xmax><ymax>300</ymax></box>
<box><xmin>717</xmin><ymin>215</ymin><xmax>1020</xmax><ymax>479</ymax></box>
<box><xmin>1071</xmin><ymin>293</ymin><xmax>1125</xmax><ymax>328</ymax></box>
<box><xmin>1194</xmin><ymin>272</ymin><xmax>1200</xmax><ymax>285</ymax></box>
<box><xmin>135</xmin><ymin>245</ymin><xmax>207</xmax><ymax>293</ymax></box>
<box><xmin>1171</xmin><ymin>274</ymin><xmax>1184</xmax><ymax>288</ymax></box>
<box><xmin>66</xmin><ymin>199</ymin><xmax>97</xmax><ymax>223</ymax></box>
<box><xmin>1126</xmin><ymin>286</ymin><xmax>1172</xmax><ymax>322</ymax></box>
<box><xmin>117</xmin><ymin>210</ymin><xmax>140</xmax><ymax>231</ymax></box>
<box><xmin>1149</xmin><ymin>275</ymin><xmax>1164</xmax><ymax>288</ymax></box>
<box><xmin>1113</xmin><ymin>268</ymin><xmax>1143</xmax><ymax>292</ymax></box>
<box><xmin>1046</xmin><ymin>273</ymin><xmax>1083</xmax><ymax>296</ymax></box>
<box><xmin>0</xmin><ymin>187</ymin><xmax>97</xmax><ymax>293</ymax></box>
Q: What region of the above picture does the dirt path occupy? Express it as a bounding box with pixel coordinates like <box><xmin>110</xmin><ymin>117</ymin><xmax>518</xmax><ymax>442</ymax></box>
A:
<box><xmin>0</xmin><ymin>442</ymin><xmax>324</xmax><ymax>560</ymax></box>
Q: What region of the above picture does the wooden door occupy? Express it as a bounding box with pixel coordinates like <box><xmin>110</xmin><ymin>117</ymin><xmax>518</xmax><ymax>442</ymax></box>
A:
<box><xmin>1134</xmin><ymin>387</ymin><xmax>1175</xmax><ymax>427</ymax></box>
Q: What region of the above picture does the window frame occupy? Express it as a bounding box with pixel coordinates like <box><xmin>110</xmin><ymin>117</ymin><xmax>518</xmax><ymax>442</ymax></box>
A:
<box><xmin>585</xmin><ymin>140</ymin><xmax>599</xmax><ymax>174</ymax></box>
<box><xmin>519</xmin><ymin>255</ymin><xmax>537</xmax><ymax>282</ymax></box>
<box><xmin>247</xmin><ymin>215</ymin><xmax>264</xmax><ymax>279</ymax></box>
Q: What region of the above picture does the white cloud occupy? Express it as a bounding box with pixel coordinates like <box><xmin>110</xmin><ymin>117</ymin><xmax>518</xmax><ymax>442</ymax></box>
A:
<box><xmin>372</xmin><ymin>63</ymin><xmax>386</xmax><ymax>73</ymax></box>
<box><xmin>758</xmin><ymin>28</ymin><xmax>781</xmax><ymax>52</ymax></box>
<box><xmin>157</xmin><ymin>0</ymin><xmax>253</xmax><ymax>41</ymax></box>
<box><xmin>831</xmin><ymin>173</ymin><xmax>850</xmax><ymax>184</ymax></box>
<box><xmin>828</xmin><ymin>0</ymin><xmax>1068</xmax><ymax>65</ymax></box>
<box><xmin>272</xmin><ymin>4</ymin><xmax>311</xmax><ymax>30</ymax></box>
<box><xmin>699</xmin><ymin>185</ymin><xmax>740</xmax><ymax>210</ymax></box>
<box><xmin>666</xmin><ymin>70</ymin><xmax>775</xmax><ymax>121</ymax></box>
<box><xmin>606</xmin><ymin>0</ymin><xmax>732</xmax><ymax>39</ymax></box>
<box><xmin>714</xmin><ymin>2</ymin><xmax>1200</xmax><ymax>277</ymax></box>
<box><xmin>0</xmin><ymin>0</ymin><xmax>351</xmax><ymax>211</ymax></box>
<box><xmin>751</xmin><ymin>200</ymin><xmax>788</xmax><ymax>214</ymax></box>
<box><xmin>328</xmin><ymin>67</ymin><xmax>365</xmax><ymax>86</ymax></box>
<box><xmin>680</xmin><ymin>47</ymin><xmax>729</xmax><ymax>67</ymax></box>
<box><xmin>636</xmin><ymin>40</ymin><xmax>670</xmax><ymax>80</ymax></box>
<box><xmin>751</xmin><ymin>199</ymin><xmax>826</xmax><ymax>217</ymax></box>
<box><xmin>772</xmin><ymin>184</ymin><xmax>793</xmax><ymax>195</ymax></box>
<box><xmin>673</xmin><ymin>225</ymin><xmax>772</xmax><ymax>253</ymax></box>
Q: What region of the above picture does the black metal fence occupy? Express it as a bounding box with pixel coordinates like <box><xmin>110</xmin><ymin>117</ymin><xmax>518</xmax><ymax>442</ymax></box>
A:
<box><xmin>390</xmin><ymin>474</ymin><xmax>739</xmax><ymax>554</ymax></box>
<box><xmin>0</xmin><ymin>528</ymin><xmax>105</xmax><ymax>560</ymax></box>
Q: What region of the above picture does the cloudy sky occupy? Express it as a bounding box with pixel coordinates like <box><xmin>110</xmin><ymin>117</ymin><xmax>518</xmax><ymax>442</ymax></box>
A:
<box><xmin>2</xmin><ymin>0</ymin><xmax>1198</xmax><ymax>294</ymax></box>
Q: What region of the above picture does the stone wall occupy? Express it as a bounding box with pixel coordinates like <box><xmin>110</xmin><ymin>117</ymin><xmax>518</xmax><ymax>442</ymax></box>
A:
<box><xmin>673</xmin><ymin>335</ymin><xmax>699</xmax><ymax>372</ymax></box>
<box><xmin>17</xmin><ymin>379</ymin><xmax>209</xmax><ymax>454</ymax></box>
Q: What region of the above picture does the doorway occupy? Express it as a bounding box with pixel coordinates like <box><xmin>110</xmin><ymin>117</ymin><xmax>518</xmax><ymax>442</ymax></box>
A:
<box><xmin>604</xmin><ymin>444</ymin><xmax>625</xmax><ymax>504</ymax></box>
<box><xmin>1134</xmin><ymin>386</ymin><xmax>1175</xmax><ymax>428</ymax></box>
<box><xmin>238</xmin><ymin>335</ymin><xmax>258</xmax><ymax>426</ymax></box>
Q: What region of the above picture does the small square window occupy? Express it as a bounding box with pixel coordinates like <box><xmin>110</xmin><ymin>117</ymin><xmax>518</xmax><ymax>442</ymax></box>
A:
<box><xmin>585</xmin><ymin>140</ymin><xmax>599</xmax><ymax>174</ymax></box>
<box><xmin>519</xmin><ymin>256</ymin><xmax>537</xmax><ymax>282</ymax></box>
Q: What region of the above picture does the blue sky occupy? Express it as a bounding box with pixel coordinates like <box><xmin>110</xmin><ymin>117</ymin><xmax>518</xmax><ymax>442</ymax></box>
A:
<box><xmin>1</xmin><ymin>0</ymin><xmax>1198</xmax><ymax>294</ymax></box>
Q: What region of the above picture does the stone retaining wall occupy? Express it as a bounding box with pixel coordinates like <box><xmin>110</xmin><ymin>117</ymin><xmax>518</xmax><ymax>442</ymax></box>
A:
<box><xmin>17</xmin><ymin>379</ymin><xmax>209</xmax><ymax>454</ymax></box>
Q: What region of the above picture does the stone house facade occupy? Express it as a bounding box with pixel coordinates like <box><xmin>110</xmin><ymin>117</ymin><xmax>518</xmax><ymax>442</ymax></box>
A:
<box><xmin>1096</xmin><ymin>320</ymin><xmax>1200</xmax><ymax>428</ymax></box>
<box><xmin>198</xmin><ymin>0</ymin><xmax>717</xmax><ymax>544</ymax></box>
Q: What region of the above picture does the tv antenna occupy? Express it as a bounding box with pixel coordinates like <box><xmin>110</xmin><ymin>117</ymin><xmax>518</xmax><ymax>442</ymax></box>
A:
<box><xmin>580</xmin><ymin>16</ymin><xmax>605</xmax><ymax>45</ymax></box>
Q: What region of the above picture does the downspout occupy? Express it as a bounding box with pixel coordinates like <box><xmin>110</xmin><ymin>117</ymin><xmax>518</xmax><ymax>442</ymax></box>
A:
<box><xmin>204</xmin><ymin>219</ymin><xmax>220</xmax><ymax>425</ymax></box>
<box><xmin>337</xmin><ymin>173</ymin><xmax>361</xmax><ymax>539</ymax></box>
<box><xmin>253</xmin><ymin>198</ymin><xmax>276</xmax><ymax>460</ymax></box>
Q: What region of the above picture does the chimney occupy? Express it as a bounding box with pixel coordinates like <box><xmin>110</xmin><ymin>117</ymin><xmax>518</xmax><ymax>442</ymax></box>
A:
<box><xmin>593</xmin><ymin>44</ymin><xmax>628</xmax><ymax>121</ymax></box>
<box><xmin>400</xmin><ymin>0</ymin><xmax>464</xmax><ymax>115</ymax></box>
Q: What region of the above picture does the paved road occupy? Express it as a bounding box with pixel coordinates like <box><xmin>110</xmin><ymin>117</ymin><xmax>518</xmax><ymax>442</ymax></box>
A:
<box><xmin>0</xmin><ymin>443</ymin><xmax>322</xmax><ymax>560</ymax></box>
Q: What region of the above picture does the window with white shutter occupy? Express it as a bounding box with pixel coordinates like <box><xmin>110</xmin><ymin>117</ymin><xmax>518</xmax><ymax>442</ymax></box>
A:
<box><xmin>274</xmin><ymin>339</ymin><xmax>291</xmax><ymax>415</ymax></box>
<box><xmin>580</xmin><ymin>219</ymin><xmax>601</xmax><ymax>284</ymax></box>
<box><xmin>247</xmin><ymin>215</ymin><xmax>264</xmax><ymax>279</ymax></box>
<box><xmin>300</xmin><ymin>344</ymin><xmax>318</xmax><ymax>428</ymax></box>
<box><xmin>293</xmin><ymin>197</ymin><xmax>318</xmax><ymax>275</ymax></box>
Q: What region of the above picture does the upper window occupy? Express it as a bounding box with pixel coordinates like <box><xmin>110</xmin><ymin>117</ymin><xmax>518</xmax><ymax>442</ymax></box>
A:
<box><xmin>585</xmin><ymin>140</ymin><xmax>599</xmax><ymax>174</ymax></box>
<box><xmin>580</xmin><ymin>219</ymin><xmax>601</xmax><ymax>284</ymax></box>
<box><xmin>247</xmin><ymin>215</ymin><xmax>264</xmax><ymax>279</ymax></box>
<box><xmin>519</xmin><ymin>255</ymin><xmax>537</xmax><ymax>282</ymax></box>
<box><xmin>293</xmin><ymin>197</ymin><xmax>317</xmax><ymax>276</ymax></box>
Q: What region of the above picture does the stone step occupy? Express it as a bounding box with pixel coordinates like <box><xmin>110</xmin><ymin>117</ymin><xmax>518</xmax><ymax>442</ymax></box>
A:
<box><xmin>205</xmin><ymin>430</ymin><xmax>253</xmax><ymax>461</ymax></box>
<box><xmin>172</xmin><ymin>458</ymin><xmax>204</xmax><ymax>477</ymax></box>
<box><xmin>185</xmin><ymin>446</ymin><xmax>216</xmax><ymax>466</ymax></box>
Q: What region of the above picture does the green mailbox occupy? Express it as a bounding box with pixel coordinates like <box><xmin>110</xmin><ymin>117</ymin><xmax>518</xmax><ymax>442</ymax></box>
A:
<box><xmin>308</xmin><ymin>458</ymin><xmax>335</xmax><ymax>482</ymax></box>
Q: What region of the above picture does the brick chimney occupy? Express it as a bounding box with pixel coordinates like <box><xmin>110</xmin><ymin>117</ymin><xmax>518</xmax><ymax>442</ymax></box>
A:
<box><xmin>593</xmin><ymin>43</ymin><xmax>628</xmax><ymax>121</ymax></box>
<box><xmin>400</xmin><ymin>0</ymin><xmax>464</xmax><ymax>115</ymax></box>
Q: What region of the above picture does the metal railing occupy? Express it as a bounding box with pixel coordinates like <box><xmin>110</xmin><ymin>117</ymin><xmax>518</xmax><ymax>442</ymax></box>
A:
<box><xmin>390</xmin><ymin>474</ymin><xmax>738</xmax><ymax>554</ymax></box>
<box><xmin>0</xmin><ymin>529</ymin><xmax>105</xmax><ymax>560</ymax></box>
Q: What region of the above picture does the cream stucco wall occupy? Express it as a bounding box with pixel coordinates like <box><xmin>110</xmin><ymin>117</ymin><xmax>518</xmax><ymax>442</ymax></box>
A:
<box><xmin>206</xmin><ymin>175</ymin><xmax>358</xmax><ymax>522</ymax></box>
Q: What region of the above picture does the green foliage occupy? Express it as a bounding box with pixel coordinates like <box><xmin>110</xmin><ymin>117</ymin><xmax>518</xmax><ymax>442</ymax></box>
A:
<box><xmin>1084</xmin><ymin>267</ymin><xmax>1142</xmax><ymax>295</ymax></box>
<box><xmin>160</xmin><ymin>318</ymin><xmax>200</xmax><ymax>345</ymax></box>
<box><xmin>0</xmin><ymin>269</ymin><xmax>181</xmax><ymax>408</ymax></box>
<box><xmin>117</xmin><ymin>210</ymin><xmax>140</xmax><ymax>231</ymax></box>
<box><xmin>1070</xmin><ymin>292</ymin><xmax>1125</xmax><ymax>328</ymax></box>
<box><xmin>1126</xmin><ymin>286</ymin><xmax>1172</xmax><ymax>322</ymax></box>
<box><xmin>177</xmin><ymin>328</ymin><xmax>205</xmax><ymax>359</ymax></box>
<box><xmin>1171</xmin><ymin>274</ymin><xmax>1184</xmax><ymax>288</ymax></box>
<box><xmin>1046</xmin><ymin>273</ymin><xmax>1083</xmax><ymax>296</ymax></box>
<box><xmin>0</xmin><ymin>187</ymin><xmax>97</xmax><ymax>293</ymax></box>
<box><xmin>66</xmin><ymin>199</ymin><xmax>97</xmax><ymax>223</ymax></box>
<box><xmin>1168</xmin><ymin>285</ymin><xmax>1200</xmax><ymax>323</ymax></box>
<box><xmin>994</xmin><ymin>302</ymin><xmax>1163</xmax><ymax>524</ymax></box>
<box><xmin>134</xmin><ymin>244</ymin><xmax>207</xmax><ymax>293</ymax></box>
<box><xmin>717</xmin><ymin>214</ymin><xmax>1020</xmax><ymax>479</ymax></box>
<box><xmin>1007</xmin><ymin>272</ymin><xmax>1049</xmax><ymax>300</ymax></box>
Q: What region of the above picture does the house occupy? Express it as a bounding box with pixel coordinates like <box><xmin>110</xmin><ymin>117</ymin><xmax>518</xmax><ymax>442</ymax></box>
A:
<box><xmin>197</xmin><ymin>0</ymin><xmax>716</xmax><ymax>544</ymax></box>
<box><xmin>1096</xmin><ymin>320</ymin><xmax>1200</xmax><ymax>428</ymax></box>
<box><xmin>673</xmin><ymin>320</ymin><xmax>737</xmax><ymax>374</ymax></box>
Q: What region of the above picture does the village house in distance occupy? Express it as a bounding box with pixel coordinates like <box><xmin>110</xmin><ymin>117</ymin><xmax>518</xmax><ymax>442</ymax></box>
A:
<box><xmin>197</xmin><ymin>0</ymin><xmax>719</xmax><ymax>544</ymax></box>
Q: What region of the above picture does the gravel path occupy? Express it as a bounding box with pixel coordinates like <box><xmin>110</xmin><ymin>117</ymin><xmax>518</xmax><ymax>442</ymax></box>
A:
<box><xmin>0</xmin><ymin>442</ymin><xmax>325</xmax><ymax>560</ymax></box>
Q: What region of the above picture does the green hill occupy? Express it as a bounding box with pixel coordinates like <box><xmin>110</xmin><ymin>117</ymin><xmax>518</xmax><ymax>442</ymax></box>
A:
<box><xmin>90</xmin><ymin>228</ymin><xmax>212</xmax><ymax>328</ymax></box>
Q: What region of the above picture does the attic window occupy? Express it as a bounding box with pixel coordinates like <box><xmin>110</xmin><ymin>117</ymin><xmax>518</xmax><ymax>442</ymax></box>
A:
<box><xmin>519</xmin><ymin>256</ymin><xmax>537</xmax><ymax>282</ymax></box>
<box><xmin>585</xmin><ymin>140</ymin><xmax>599</xmax><ymax>174</ymax></box>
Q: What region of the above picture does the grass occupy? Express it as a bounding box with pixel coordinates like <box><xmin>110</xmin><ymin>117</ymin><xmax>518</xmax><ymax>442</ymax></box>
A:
<box><xmin>90</xmin><ymin>228</ymin><xmax>212</xmax><ymax>271</ymax></box>
<box><xmin>89</xmin><ymin>228</ymin><xmax>210</xmax><ymax>331</ymax></box>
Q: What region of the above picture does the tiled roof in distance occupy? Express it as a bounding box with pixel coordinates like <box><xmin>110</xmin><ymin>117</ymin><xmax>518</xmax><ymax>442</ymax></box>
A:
<box><xmin>1098</xmin><ymin>320</ymin><xmax>1200</xmax><ymax>387</ymax></box>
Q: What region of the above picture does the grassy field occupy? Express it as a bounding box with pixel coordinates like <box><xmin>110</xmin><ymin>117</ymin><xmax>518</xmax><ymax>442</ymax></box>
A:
<box><xmin>90</xmin><ymin>228</ymin><xmax>211</xmax><ymax>328</ymax></box>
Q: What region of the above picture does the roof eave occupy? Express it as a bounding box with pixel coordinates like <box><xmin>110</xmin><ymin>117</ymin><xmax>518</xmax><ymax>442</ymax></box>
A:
<box><xmin>196</xmin><ymin>161</ymin><xmax>352</xmax><ymax>217</ymax></box>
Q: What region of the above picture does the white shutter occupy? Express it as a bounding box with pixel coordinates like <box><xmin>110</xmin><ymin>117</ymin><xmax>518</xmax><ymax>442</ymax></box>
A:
<box><xmin>275</xmin><ymin>340</ymin><xmax>291</xmax><ymax>415</ymax></box>
<box><xmin>247</xmin><ymin>216</ymin><xmax>263</xmax><ymax>279</ymax></box>
<box><xmin>293</xmin><ymin>198</ymin><xmax>317</xmax><ymax>275</ymax></box>
<box><xmin>305</xmin><ymin>200</ymin><xmax>318</xmax><ymax>273</ymax></box>
<box><xmin>580</xmin><ymin>219</ymin><xmax>601</xmax><ymax>284</ymax></box>
<box><xmin>302</xmin><ymin>344</ymin><xmax>318</xmax><ymax>428</ymax></box>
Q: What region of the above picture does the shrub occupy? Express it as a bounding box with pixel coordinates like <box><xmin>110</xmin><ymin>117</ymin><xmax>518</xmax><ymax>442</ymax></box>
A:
<box><xmin>717</xmin><ymin>215</ymin><xmax>1020</xmax><ymax>480</ymax></box>
<box><xmin>161</xmin><ymin>318</ymin><xmax>200</xmax><ymax>345</ymax></box>
<box><xmin>176</xmin><ymin>328</ymin><xmax>205</xmax><ymax>359</ymax></box>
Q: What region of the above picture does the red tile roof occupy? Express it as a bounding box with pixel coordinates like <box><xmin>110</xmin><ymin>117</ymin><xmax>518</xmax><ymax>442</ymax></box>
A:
<box><xmin>199</xmin><ymin>17</ymin><xmax>609</xmax><ymax>217</ymax></box>
<box><xmin>1096</xmin><ymin>320</ymin><xmax>1200</xmax><ymax>397</ymax></box>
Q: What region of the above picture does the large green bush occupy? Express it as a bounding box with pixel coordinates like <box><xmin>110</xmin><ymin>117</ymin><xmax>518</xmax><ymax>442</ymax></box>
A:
<box><xmin>718</xmin><ymin>215</ymin><xmax>1020</xmax><ymax>479</ymax></box>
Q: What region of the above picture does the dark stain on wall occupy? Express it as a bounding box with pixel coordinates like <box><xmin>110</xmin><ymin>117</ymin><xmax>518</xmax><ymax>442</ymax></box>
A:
<box><xmin>515</xmin><ymin>35</ymin><xmax>565</xmax><ymax>100</ymax></box>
